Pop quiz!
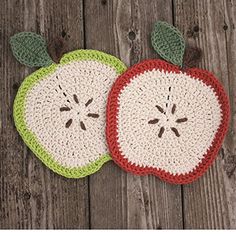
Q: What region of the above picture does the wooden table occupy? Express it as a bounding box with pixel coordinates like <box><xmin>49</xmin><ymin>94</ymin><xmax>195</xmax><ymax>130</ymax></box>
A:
<box><xmin>0</xmin><ymin>0</ymin><xmax>235</xmax><ymax>229</ymax></box>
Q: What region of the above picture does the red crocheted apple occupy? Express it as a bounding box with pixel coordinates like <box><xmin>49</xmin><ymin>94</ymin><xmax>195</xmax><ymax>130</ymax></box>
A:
<box><xmin>106</xmin><ymin>21</ymin><xmax>230</xmax><ymax>184</ymax></box>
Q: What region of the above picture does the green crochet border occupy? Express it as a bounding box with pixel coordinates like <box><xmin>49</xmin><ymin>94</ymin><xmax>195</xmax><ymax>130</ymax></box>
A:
<box><xmin>13</xmin><ymin>49</ymin><xmax>127</xmax><ymax>178</ymax></box>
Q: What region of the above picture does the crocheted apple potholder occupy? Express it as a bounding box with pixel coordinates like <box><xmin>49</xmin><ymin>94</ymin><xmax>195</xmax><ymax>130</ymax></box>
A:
<box><xmin>10</xmin><ymin>32</ymin><xmax>126</xmax><ymax>178</ymax></box>
<box><xmin>106</xmin><ymin>22</ymin><xmax>230</xmax><ymax>184</ymax></box>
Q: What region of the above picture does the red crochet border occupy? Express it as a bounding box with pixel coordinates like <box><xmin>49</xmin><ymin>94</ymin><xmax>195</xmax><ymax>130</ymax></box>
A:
<box><xmin>106</xmin><ymin>59</ymin><xmax>230</xmax><ymax>184</ymax></box>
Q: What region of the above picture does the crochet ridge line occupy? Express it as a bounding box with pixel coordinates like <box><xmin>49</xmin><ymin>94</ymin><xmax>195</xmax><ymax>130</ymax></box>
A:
<box><xmin>13</xmin><ymin>49</ymin><xmax>127</xmax><ymax>178</ymax></box>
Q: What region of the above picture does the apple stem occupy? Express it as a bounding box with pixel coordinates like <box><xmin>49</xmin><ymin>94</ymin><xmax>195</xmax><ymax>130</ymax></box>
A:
<box><xmin>182</xmin><ymin>45</ymin><xmax>202</xmax><ymax>69</ymax></box>
<box><xmin>47</xmin><ymin>36</ymin><xmax>68</xmax><ymax>64</ymax></box>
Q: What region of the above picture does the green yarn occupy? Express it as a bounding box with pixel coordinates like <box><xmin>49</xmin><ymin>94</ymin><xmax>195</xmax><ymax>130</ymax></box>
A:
<box><xmin>60</xmin><ymin>49</ymin><xmax>126</xmax><ymax>75</ymax></box>
<box><xmin>151</xmin><ymin>21</ymin><xmax>185</xmax><ymax>67</ymax></box>
<box><xmin>10</xmin><ymin>32</ymin><xmax>53</xmax><ymax>67</ymax></box>
<box><xmin>13</xmin><ymin>49</ymin><xmax>127</xmax><ymax>178</ymax></box>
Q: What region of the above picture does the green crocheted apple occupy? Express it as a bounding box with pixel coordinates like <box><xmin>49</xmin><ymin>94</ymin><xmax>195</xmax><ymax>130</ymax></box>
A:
<box><xmin>10</xmin><ymin>32</ymin><xmax>126</xmax><ymax>178</ymax></box>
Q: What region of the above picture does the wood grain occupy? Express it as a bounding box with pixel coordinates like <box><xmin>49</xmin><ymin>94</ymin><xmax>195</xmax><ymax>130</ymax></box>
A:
<box><xmin>222</xmin><ymin>0</ymin><xmax>236</xmax><ymax>228</ymax></box>
<box><xmin>0</xmin><ymin>0</ymin><xmax>89</xmax><ymax>229</ymax></box>
<box><xmin>85</xmin><ymin>0</ymin><xmax>183</xmax><ymax>229</ymax></box>
<box><xmin>0</xmin><ymin>0</ymin><xmax>236</xmax><ymax>229</ymax></box>
<box><xmin>174</xmin><ymin>0</ymin><xmax>236</xmax><ymax>229</ymax></box>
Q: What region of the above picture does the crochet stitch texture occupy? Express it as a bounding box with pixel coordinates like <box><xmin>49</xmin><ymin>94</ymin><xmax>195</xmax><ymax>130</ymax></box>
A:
<box><xmin>10</xmin><ymin>32</ymin><xmax>53</xmax><ymax>67</ymax></box>
<box><xmin>14</xmin><ymin>49</ymin><xmax>126</xmax><ymax>178</ymax></box>
<box><xmin>106</xmin><ymin>59</ymin><xmax>230</xmax><ymax>184</ymax></box>
<box><xmin>151</xmin><ymin>21</ymin><xmax>185</xmax><ymax>67</ymax></box>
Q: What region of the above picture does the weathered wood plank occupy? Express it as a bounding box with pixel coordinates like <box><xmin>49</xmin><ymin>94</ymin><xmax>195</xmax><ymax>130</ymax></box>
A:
<box><xmin>85</xmin><ymin>0</ymin><xmax>183</xmax><ymax>229</ymax></box>
<box><xmin>2</xmin><ymin>0</ymin><xmax>235</xmax><ymax>229</ymax></box>
<box><xmin>0</xmin><ymin>0</ymin><xmax>89</xmax><ymax>229</ymax></box>
<box><xmin>222</xmin><ymin>0</ymin><xmax>236</xmax><ymax>228</ymax></box>
<box><xmin>174</xmin><ymin>0</ymin><xmax>235</xmax><ymax>229</ymax></box>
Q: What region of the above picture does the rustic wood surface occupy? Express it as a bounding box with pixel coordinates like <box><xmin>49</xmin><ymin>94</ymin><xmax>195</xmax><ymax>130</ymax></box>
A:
<box><xmin>0</xmin><ymin>0</ymin><xmax>235</xmax><ymax>229</ymax></box>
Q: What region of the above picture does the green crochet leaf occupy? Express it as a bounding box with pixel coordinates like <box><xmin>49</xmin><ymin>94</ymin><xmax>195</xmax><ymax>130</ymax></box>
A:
<box><xmin>10</xmin><ymin>32</ymin><xmax>53</xmax><ymax>68</ymax></box>
<box><xmin>151</xmin><ymin>21</ymin><xmax>185</xmax><ymax>67</ymax></box>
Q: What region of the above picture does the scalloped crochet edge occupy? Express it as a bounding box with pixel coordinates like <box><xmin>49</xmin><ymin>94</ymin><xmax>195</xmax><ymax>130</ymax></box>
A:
<box><xmin>13</xmin><ymin>49</ymin><xmax>127</xmax><ymax>178</ymax></box>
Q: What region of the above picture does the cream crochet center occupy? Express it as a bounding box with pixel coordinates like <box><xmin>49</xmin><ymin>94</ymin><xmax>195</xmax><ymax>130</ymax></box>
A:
<box><xmin>117</xmin><ymin>69</ymin><xmax>222</xmax><ymax>175</ymax></box>
<box><xmin>25</xmin><ymin>60</ymin><xmax>117</xmax><ymax>168</ymax></box>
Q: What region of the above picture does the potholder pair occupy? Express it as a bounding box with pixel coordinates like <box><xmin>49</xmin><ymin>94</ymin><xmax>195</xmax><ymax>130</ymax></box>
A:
<box><xmin>10</xmin><ymin>22</ymin><xmax>230</xmax><ymax>184</ymax></box>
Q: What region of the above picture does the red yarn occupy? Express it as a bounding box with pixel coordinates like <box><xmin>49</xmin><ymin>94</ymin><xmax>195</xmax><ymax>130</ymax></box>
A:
<box><xmin>106</xmin><ymin>59</ymin><xmax>230</xmax><ymax>184</ymax></box>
